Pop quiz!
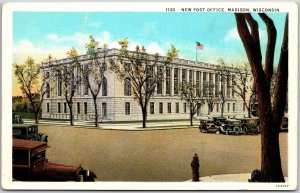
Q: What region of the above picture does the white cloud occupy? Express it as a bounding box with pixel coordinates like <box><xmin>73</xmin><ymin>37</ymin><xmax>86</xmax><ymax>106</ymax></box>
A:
<box><xmin>224</xmin><ymin>28</ymin><xmax>240</xmax><ymax>42</ymax></box>
<box><xmin>46</xmin><ymin>32</ymin><xmax>90</xmax><ymax>47</ymax></box>
<box><xmin>95</xmin><ymin>31</ymin><xmax>111</xmax><ymax>45</ymax></box>
<box><xmin>103</xmin><ymin>37</ymin><xmax>166</xmax><ymax>56</ymax></box>
<box><xmin>14</xmin><ymin>31</ymin><xmax>167</xmax><ymax>65</ymax></box>
<box><xmin>13</xmin><ymin>39</ymin><xmax>70</xmax><ymax>64</ymax></box>
<box><xmin>224</xmin><ymin>27</ymin><xmax>267</xmax><ymax>42</ymax></box>
<box><xmin>146</xmin><ymin>42</ymin><xmax>165</xmax><ymax>55</ymax></box>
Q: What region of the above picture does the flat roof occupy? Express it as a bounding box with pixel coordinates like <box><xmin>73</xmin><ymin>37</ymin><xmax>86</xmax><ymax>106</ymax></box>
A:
<box><xmin>13</xmin><ymin>139</ymin><xmax>47</xmax><ymax>150</ymax></box>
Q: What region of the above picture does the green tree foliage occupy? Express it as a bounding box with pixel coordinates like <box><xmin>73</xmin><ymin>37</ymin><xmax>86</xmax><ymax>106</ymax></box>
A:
<box><xmin>55</xmin><ymin>48</ymin><xmax>81</xmax><ymax>126</ymax></box>
<box><xmin>14</xmin><ymin>57</ymin><xmax>52</xmax><ymax>123</ymax></box>
<box><xmin>82</xmin><ymin>35</ymin><xmax>107</xmax><ymax>127</ymax></box>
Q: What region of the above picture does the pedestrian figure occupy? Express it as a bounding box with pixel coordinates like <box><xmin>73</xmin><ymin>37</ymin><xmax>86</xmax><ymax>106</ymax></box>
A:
<box><xmin>191</xmin><ymin>153</ymin><xmax>200</xmax><ymax>181</ymax></box>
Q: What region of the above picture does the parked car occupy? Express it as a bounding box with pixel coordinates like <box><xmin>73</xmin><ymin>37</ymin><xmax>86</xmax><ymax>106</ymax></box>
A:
<box><xmin>212</xmin><ymin>117</ymin><xmax>227</xmax><ymax>134</ymax></box>
<box><xmin>239</xmin><ymin>117</ymin><xmax>260</xmax><ymax>135</ymax></box>
<box><xmin>199</xmin><ymin>118</ymin><xmax>218</xmax><ymax>133</ymax></box>
<box><xmin>12</xmin><ymin>114</ymin><xmax>23</xmax><ymax>124</ymax></box>
<box><xmin>13</xmin><ymin>139</ymin><xmax>97</xmax><ymax>181</ymax></box>
<box><xmin>221</xmin><ymin>119</ymin><xmax>244</xmax><ymax>135</ymax></box>
<box><xmin>13</xmin><ymin>124</ymin><xmax>48</xmax><ymax>142</ymax></box>
<box><xmin>280</xmin><ymin>117</ymin><xmax>288</xmax><ymax>132</ymax></box>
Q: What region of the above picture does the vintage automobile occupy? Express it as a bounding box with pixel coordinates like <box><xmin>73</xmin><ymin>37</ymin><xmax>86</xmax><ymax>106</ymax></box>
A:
<box><xmin>238</xmin><ymin>117</ymin><xmax>260</xmax><ymax>135</ymax></box>
<box><xmin>280</xmin><ymin>117</ymin><xmax>288</xmax><ymax>132</ymax></box>
<box><xmin>13</xmin><ymin>124</ymin><xmax>48</xmax><ymax>142</ymax></box>
<box><xmin>13</xmin><ymin>139</ymin><xmax>97</xmax><ymax>181</ymax></box>
<box><xmin>220</xmin><ymin>119</ymin><xmax>244</xmax><ymax>135</ymax></box>
<box><xmin>12</xmin><ymin>114</ymin><xmax>23</xmax><ymax>124</ymax></box>
<box><xmin>199</xmin><ymin>118</ymin><xmax>218</xmax><ymax>133</ymax></box>
<box><xmin>212</xmin><ymin>117</ymin><xmax>227</xmax><ymax>134</ymax></box>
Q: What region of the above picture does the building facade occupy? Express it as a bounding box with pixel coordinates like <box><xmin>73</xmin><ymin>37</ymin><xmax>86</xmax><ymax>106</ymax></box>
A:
<box><xmin>41</xmin><ymin>48</ymin><xmax>251</xmax><ymax>122</ymax></box>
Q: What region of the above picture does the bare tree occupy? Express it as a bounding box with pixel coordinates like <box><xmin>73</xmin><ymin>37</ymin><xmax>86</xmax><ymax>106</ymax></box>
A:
<box><xmin>82</xmin><ymin>35</ymin><xmax>107</xmax><ymax>127</ymax></box>
<box><xmin>14</xmin><ymin>56</ymin><xmax>52</xmax><ymax>123</ymax></box>
<box><xmin>202</xmin><ymin>81</ymin><xmax>217</xmax><ymax>115</ymax></box>
<box><xmin>179</xmin><ymin>82</ymin><xmax>205</xmax><ymax>126</ymax></box>
<box><xmin>215</xmin><ymin>58</ymin><xmax>232</xmax><ymax>117</ymax></box>
<box><xmin>235</xmin><ymin>13</ymin><xmax>288</xmax><ymax>182</ymax></box>
<box><xmin>231</xmin><ymin>63</ymin><xmax>256</xmax><ymax>118</ymax></box>
<box><xmin>110</xmin><ymin>39</ymin><xmax>179</xmax><ymax>128</ymax></box>
<box><xmin>56</xmin><ymin>48</ymin><xmax>81</xmax><ymax>126</ymax></box>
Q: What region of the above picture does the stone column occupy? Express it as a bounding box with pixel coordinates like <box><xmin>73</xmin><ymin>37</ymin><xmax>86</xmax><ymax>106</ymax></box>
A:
<box><xmin>154</xmin><ymin>66</ymin><xmax>157</xmax><ymax>95</ymax></box>
<box><xmin>211</xmin><ymin>72</ymin><xmax>215</xmax><ymax>96</ymax></box>
<box><xmin>163</xmin><ymin>66</ymin><xmax>166</xmax><ymax>96</ymax></box>
<box><xmin>193</xmin><ymin>70</ymin><xmax>197</xmax><ymax>86</ymax></box>
<box><xmin>186</xmin><ymin>69</ymin><xmax>190</xmax><ymax>84</ymax></box>
<box><xmin>171</xmin><ymin>67</ymin><xmax>174</xmax><ymax>96</ymax></box>
<box><xmin>199</xmin><ymin>71</ymin><xmax>202</xmax><ymax>94</ymax></box>
<box><xmin>179</xmin><ymin>68</ymin><xmax>182</xmax><ymax>85</ymax></box>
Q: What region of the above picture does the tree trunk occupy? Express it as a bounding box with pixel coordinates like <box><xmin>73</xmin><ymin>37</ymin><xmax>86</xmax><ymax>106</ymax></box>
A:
<box><xmin>142</xmin><ymin>107</ymin><xmax>147</xmax><ymax>128</ymax></box>
<box><xmin>190</xmin><ymin>109</ymin><xmax>193</xmax><ymax>126</ymax></box>
<box><xmin>69</xmin><ymin>102</ymin><xmax>74</xmax><ymax>126</ymax></box>
<box><xmin>93</xmin><ymin>97</ymin><xmax>99</xmax><ymax>127</ymax></box>
<box><xmin>261</xmin><ymin>123</ymin><xmax>284</xmax><ymax>182</ymax></box>
<box><xmin>207</xmin><ymin>104</ymin><xmax>210</xmax><ymax>115</ymax></box>
<box><xmin>248</xmin><ymin>100</ymin><xmax>252</xmax><ymax>118</ymax></box>
<box><xmin>221</xmin><ymin>102</ymin><xmax>225</xmax><ymax>117</ymax></box>
<box><xmin>34</xmin><ymin>111</ymin><xmax>39</xmax><ymax>124</ymax></box>
<box><xmin>256</xmin><ymin>62</ymin><xmax>284</xmax><ymax>183</ymax></box>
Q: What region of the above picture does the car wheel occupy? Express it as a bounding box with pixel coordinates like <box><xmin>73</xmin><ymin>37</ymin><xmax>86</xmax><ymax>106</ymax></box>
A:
<box><xmin>244</xmin><ymin>126</ymin><xmax>249</xmax><ymax>134</ymax></box>
<box><xmin>233</xmin><ymin>126</ymin><xmax>240</xmax><ymax>135</ymax></box>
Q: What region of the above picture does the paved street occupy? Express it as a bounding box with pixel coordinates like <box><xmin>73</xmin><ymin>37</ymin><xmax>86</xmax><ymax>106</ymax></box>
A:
<box><xmin>38</xmin><ymin>124</ymin><xmax>288</xmax><ymax>182</ymax></box>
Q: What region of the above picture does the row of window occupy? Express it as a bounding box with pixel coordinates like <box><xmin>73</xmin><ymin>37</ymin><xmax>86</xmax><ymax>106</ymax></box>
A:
<box><xmin>47</xmin><ymin>101</ymin><xmax>246</xmax><ymax>116</ymax></box>
<box><xmin>124</xmin><ymin>69</ymin><xmax>236</xmax><ymax>97</ymax></box>
<box><xmin>48</xmin><ymin>72</ymin><xmax>236</xmax><ymax>99</ymax></box>
<box><xmin>48</xmin><ymin>75</ymin><xmax>108</xmax><ymax>98</ymax></box>
<box><xmin>124</xmin><ymin>102</ymin><xmax>244</xmax><ymax>115</ymax></box>
<box><xmin>47</xmin><ymin>102</ymin><xmax>88</xmax><ymax>114</ymax></box>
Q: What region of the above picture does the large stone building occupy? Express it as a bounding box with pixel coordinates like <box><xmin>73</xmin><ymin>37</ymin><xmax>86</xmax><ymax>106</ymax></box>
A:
<box><xmin>41</xmin><ymin>48</ymin><xmax>251</xmax><ymax>122</ymax></box>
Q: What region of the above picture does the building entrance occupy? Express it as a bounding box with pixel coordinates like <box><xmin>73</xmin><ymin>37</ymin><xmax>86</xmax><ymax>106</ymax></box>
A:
<box><xmin>102</xmin><ymin>103</ymin><xmax>107</xmax><ymax>119</ymax></box>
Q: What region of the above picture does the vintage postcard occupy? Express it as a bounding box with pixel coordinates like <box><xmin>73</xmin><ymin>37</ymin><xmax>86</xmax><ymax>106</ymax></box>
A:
<box><xmin>1</xmin><ymin>1</ymin><xmax>298</xmax><ymax>190</ymax></box>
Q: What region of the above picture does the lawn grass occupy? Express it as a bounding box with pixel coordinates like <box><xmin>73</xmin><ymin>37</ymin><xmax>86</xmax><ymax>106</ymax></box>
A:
<box><xmin>14</xmin><ymin>112</ymin><xmax>37</xmax><ymax>119</ymax></box>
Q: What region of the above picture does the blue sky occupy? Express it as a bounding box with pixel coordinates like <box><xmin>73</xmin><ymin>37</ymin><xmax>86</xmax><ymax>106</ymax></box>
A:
<box><xmin>13</xmin><ymin>12</ymin><xmax>287</xmax><ymax>65</ymax></box>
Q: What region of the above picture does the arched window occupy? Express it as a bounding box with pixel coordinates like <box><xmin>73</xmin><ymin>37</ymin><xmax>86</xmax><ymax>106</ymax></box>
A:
<box><xmin>46</xmin><ymin>83</ymin><xmax>50</xmax><ymax>98</ymax></box>
<box><xmin>124</xmin><ymin>78</ymin><xmax>131</xmax><ymax>96</ymax></box>
<box><xmin>102</xmin><ymin>77</ymin><xmax>107</xmax><ymax>96</ymax></box>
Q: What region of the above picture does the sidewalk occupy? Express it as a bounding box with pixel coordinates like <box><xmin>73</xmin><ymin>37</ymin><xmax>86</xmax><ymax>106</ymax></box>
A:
<box><xmin>187</xmin><ymin>173</ymin><xmax>288</xmax><ymax>182</ymax></box>
<box><xmin>23</xmin><ymin>119</ymin><xmax>198</xmax><ymax>131</ymax></box>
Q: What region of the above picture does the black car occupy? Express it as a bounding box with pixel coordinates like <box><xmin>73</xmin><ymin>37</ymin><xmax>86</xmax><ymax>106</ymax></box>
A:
<box><xmin>220</xmin><ymin>119</ymin><xmax>244</xmax><ymax>135</ymax></box>
<box><xmin>199</xmin><ymin>118</ymin><xmax>218</xmax><ymax>134</ymax></box>
<box><xmin>280</xmin><ymin>117</ymin><xmax>288</xmax><ymax>132</ymax></box>
<box><xmin>239</xmin><ymin>117</ymin><xmax>260</xmax><ymax>135</ymax></box>
<box><xmin>13</xmin><ymin>124</ymin><xmax>48</xmax><ymax>142</ymax></box>
<box><xmin>13</xmin><ymin>114</ymin><xmax>24</xmax><ymax>124</ymax></box>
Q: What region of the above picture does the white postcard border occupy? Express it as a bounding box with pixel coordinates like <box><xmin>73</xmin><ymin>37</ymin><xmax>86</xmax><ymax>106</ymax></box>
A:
<box><xmin>1</xmin><ymin>1</ymin><xmax>298</xmax><ymax>190</ymax></box>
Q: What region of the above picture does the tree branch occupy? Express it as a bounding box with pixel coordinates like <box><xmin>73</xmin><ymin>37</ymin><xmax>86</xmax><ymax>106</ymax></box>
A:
<box><xmin>272</xmin><ymin>14</ymin><xmax>288</xmax><ymax>127</ymax></box>
<box><xmin>259</xmin><ymin>13</ymin><xmax>277</xmax><ymax>83</ymax></box>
